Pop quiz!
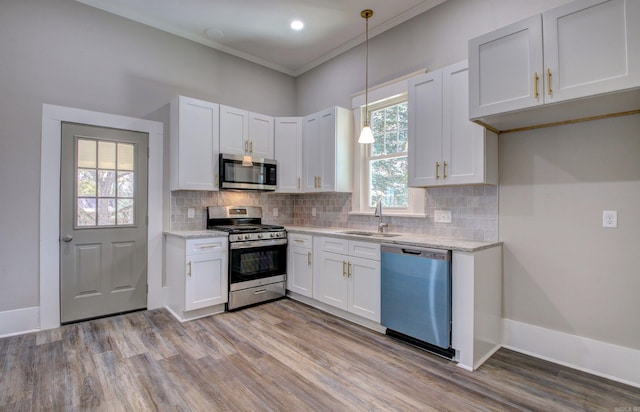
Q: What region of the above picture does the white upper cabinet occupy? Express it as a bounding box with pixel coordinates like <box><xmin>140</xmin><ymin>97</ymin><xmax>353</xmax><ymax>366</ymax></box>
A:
<box><xmin>275</xmin><ymin>117</ymin><xmax>303</xmax><ymax>193</ymax></box>
<box><xmin>220</xmin><ymin>105</ymin><xmax>274</xmax><ymax>159</ymax></box>
<box><xmin>302</xmin><ymin>107</ymin><xmax>353</xmax><ymax>193</ymax></box>
<box><xmin>170</xmin><ymin>96</ymin><xmax>220</xmax><ymax>191</ymax></box>
<box><xmin>409</xmin><ymin>61</ymin><xmax>497</xmax><ymax>187</ymax></box>
<box><xmin>469</xmin><ymin>15</ymin><xmax>543</xmax><ymax>119</ymax></box>
<box><xmin>469</xmin><ymin>0</ymin><xmax>640</xmax><ymax>131</ymax></box>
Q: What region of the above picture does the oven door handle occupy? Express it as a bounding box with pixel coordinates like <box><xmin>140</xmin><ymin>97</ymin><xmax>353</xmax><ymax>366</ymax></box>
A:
<box><xmin>230</xmin><ymin>238</ymin><xmax>288</xmax><ymax>249</ymax></box>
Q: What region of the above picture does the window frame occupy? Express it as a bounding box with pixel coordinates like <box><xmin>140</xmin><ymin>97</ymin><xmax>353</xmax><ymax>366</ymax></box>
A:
<box><xmin>350</xmin><ymin>72</ymin><xmax>426</xmax><ymax>217</ymax></box>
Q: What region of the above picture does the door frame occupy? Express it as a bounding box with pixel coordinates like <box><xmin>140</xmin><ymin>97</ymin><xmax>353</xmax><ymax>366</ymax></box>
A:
<box><xmin>40</xmin><ymin>104</ymin><xmax>163</xmax><ymax>330</ymax></box>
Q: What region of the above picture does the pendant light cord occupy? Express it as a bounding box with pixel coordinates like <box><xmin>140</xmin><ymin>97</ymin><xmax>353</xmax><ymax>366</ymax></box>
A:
<box><xmin>364</xmin><ymin>12</ymin><xmax>369</xmax><ymax>127</ymax></box>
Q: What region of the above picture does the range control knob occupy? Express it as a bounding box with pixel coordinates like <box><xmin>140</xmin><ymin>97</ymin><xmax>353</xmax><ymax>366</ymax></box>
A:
<box><xmin>270</xmin><ymin>233</ymin><xmax>276</xmax><ymax>238</ymax></box>
<box><xmin>257</xmin><ymin>233</ymin><xmax>263</xmax><ymax>239</ymax></box>
<box><xmin>244</xmin><ymin>234</ymin><xmax>251</xmax><ymax>240</ymax></box>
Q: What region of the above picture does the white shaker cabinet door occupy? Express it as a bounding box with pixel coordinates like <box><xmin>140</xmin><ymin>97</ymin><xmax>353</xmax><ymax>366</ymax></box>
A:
<box><xmin>442</xmin><ymin>62</ymin><xmax>494</xmax><ymax>185</ymax></box>
<box><xmin>542</xmin><ymin>0</ymin><xmax>640</xmax><ymax>104</ymax></box>
<box><xmin>248</xmin><ymin>112</ymin><xmax>274</xmax><ymax>159</ymax></box>
<box><xmin>219</xmin><ymin>105</ymin><xmax>249</xmax><ymax>156</ymax></box>
<box><xmin>170</xmin><ymin>96</ymin><xmax>220</xmax><ymax>191</ymax></box>
<box><xmin>408</xmin><ymin>70</ymin><xmax>443</xmax><ymax>187</ymax></box>
<box><xmin>469</xmin><ymin>14</ymin><xmax>544</xmax><ymax>119</ymax></box>
<box><xmin>313</xmin><ymin>251</ymin><xmax>348</xmax><ymax>310</ymax></box>
<box><xmin>347</xmin><ymin>256</ymin><xmax>381</xmax><ymax>322</ymax></box>
<box><xmin>275</xmin><ymin>117</ymin><xmax>303</xmax><ymax>193</ymax></box>
<box><xmin>185</xmin><ymin>251</ymin><xmax>228</xmax><ymax>311</ymax></box>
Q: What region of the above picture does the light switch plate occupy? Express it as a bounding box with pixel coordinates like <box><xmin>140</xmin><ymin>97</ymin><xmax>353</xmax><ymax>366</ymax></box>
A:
<box><xmin>273</xmin><ymin>207</ymin><xmax>278</xmax><ymax>217</ymax></box>
<box><xmin>312</xmin><ymin>207</ymin><xmax>317</xmax><ymax>217</ymax></box>
<box><xmin>602</xmin><ymin>210</ymin><xmax>617</xmax><ymax>228</ymax></box>
<box><xmin>434</xmin><ymin>210</ymin><xmax>452</xmax><ymax>223</ymax></box>
<box><xmin>187</xmin><ymin>208</ymin><xmax>195</xmax><ymax>219</ymax></box>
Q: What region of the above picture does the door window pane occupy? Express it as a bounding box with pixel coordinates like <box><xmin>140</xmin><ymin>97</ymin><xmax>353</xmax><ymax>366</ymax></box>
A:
<box><xmin>117</xmin><ymin>171</ymin><xmax>134</xmax><ymax>197</ymax></box>
<box><xmin>77</xmin><ymin>169</ymin><xmax>97</xmax><ymax>197</ymax></box>
<box><xmin>117</xmin><ymin>199</ymin><xmax>134</xmax><ymax>225</ymax></box>
<box><xmin>98</xmin><ymin>141</ymin><xmax>116</xmax><ymax>169</ymax></box>
<box><xmin>77</xmin><ymin>198</ymin><xmax>97</xmax><ymax>226</ymax></box>
<box><xmin>118</xmin><ymin>143</ymin><xmax>135</xmax><ymax>170</ymax></box>
<box><xmin>98</xmin><ymin>170</ymin><xmax>116</xmax><ymax>197</ymax></box>
<box><xmin>77</xmin><ymin>139</ymin><xmax>96</xmax><ymax>168</ymax></box>
<box><xmin>98</xmin><ymin>199</ymin><xmax>116</xmax><ymax>225</ymax></box>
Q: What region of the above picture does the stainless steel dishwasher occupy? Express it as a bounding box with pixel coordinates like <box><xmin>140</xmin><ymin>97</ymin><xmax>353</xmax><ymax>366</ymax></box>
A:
<box><xmin>381</xmin><ymin>244</ymin><xmax>454</xmax><ymax>359</ymax></box>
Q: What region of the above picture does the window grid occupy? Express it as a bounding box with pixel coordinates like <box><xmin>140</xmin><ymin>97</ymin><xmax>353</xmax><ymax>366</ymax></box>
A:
<box><xmin>76</xmin><ymin>138</ymin><xmax>136</xmax><ymax>228</ymax></box>
<box><xmin>366</xmin><ymin>101</ymin><xmax>408</xmax><ymax>208</ymax></box>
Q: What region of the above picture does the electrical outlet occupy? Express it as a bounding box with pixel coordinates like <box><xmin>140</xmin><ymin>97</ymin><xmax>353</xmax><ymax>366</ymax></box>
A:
<box><xmin>602</xmin><ymin>210</ymin><xmax>617</xmax><ymax>228</ymax></box>
<box><xmin>434</xmin><ymin>210</ymin><xmax>452</xmax><ymax>223</ymax></box>
<box><xmin>273</xmin><ymin>207</ymin><xmax>278</xmax><ymax>217</ymax></box>
<box><xmin>312</xmin><ymin>207</ymin><xmax>317</xmax><ymax>217</ymax></box>
<box><xmin>187</xmin><ymin>208</ymin><xmax>195</xmax><ymax>219</ymax></box>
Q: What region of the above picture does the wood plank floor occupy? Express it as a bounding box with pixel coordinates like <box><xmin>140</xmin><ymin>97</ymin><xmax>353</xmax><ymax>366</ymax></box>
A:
<box><xmin>1</xmin><ymin>298</ymin><xmax>638</xmax><ymax>411</ymax></box>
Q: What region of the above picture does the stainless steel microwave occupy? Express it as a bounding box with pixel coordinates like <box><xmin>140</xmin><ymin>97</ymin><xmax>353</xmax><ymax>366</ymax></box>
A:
<box><xmin>219</xmin><ymin>153</ymin><xmax>277</xmax><ymax>191</ymax></box>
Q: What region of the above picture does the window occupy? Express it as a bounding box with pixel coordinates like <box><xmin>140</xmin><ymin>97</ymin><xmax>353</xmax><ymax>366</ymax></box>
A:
<box><xmin>351</xmin><ymin>71</ymin><xmax>425</xmax><ymax>216</ymax></box>
<box><xmin>76</xmin><ymin>138</ymin><xmax>136</xmax><ymax>227</ymax></box>
<box><xmin>366</xmin><ymin>100</ymin><xmax>408</xmax><ymax>208</ymax></box>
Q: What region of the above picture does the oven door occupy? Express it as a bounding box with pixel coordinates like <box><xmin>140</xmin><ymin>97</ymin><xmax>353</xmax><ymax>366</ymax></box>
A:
<box><xmin>229</xmin><ymin>239</ymin><xmax>287</xmax><ymax>286</ymax></box>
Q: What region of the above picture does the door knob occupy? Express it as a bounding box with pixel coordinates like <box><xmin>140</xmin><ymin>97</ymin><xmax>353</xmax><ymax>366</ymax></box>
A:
<box><xmin>62</xmin><ymin>234</ymin><xmax>73</xmax><ymax>242</ymax></box>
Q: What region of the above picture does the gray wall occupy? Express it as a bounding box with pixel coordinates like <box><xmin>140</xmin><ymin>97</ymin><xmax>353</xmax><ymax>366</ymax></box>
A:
<box><xmin>295</xmin><ymin>0</ymin><xmax>640</xmax><ymax>351</ymax></box>
<box><xmin>0</xmin><ymin>0</ymin><xmax>295</xmax><ymax>311</ymax></box>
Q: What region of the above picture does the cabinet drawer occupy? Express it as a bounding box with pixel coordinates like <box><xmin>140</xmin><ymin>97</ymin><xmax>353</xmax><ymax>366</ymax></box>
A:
<box><xmin>349</xmin><ymin>241</ymin><xmax>380</xmax><ymax>261</ymax></box>
<box><xmin>288</xmin><ymin>233</ymin><xmax>312</xmax><ymax>248</ymax></box>
<box><xmin>318</xmin><ymin>236</ymin><xmax>349</xmax><ymax>254</ymax></box>
<box><xmin>186</xmin><ymin>237</ymin><xmax>227</xmax><ymax>255</ymax></box>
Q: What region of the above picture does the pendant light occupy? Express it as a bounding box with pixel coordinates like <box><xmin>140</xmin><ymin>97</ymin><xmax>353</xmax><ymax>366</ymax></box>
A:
<box><xmin>358</xmin><ymin>9</ymin><xmax>374</xmax><ymax>144</ymax></box>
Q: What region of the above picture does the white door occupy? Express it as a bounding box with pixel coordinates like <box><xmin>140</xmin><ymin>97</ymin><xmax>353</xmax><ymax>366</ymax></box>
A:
<box><xmin>302</xmin><ymin>114</ymin><xmax>320</xmax><ymax>191</ymax></box>
<box><xmin>408</xmin><ymin>70</ymin><xmax>443</xmax><ymax>187</ymax></box>
<box><xmin>314</xmin><ymin>252</ymin><xmax>348</xmax><ymax>310</ymax></box>
<box><xmin>60</xmin><ymin>122</ymin><xmax>148</xmax><ymax>323</ymax></box>
<box><xmin>468</xmin><ymin>14</ymin><xmax>544</xmax><ymax>118</ymax></box>
<box><xmin>543</xmin><ymin>0</ymin><xmax>640</xmax><ymax>103</ymax></box>
<box><xmin>219</xmin><ymin>105</ymin><xmax>248</xmax><ymax>155</ymax></box>
<box><xmin>348</xmin><ymin>256</ymin><xmax>381</xmax><ymax>322</ymax></box>
<box><xmin>442</xmin><ymin>62</ymin><xmax>486</xmax><ymax>185</ymax></box>
<box><xmin>287</xmin><ymin>245</ymin><xmax>313</xmax><ymax>297</ymax></box>
<box><xmin>275</xmin><ymin>117</ymin><xmax>303</xmax><ymax>193</ymax></box>
<box><xmin>248</xmin><ymin>112</ymin><xmax>274</xmax><ymax>159</ymax></box>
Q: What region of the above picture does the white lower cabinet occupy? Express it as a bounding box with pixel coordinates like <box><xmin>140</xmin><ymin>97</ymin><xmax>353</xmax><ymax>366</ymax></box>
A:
<box><xmin>287</xmin><ymin>233</ymin><xmax>313</xmax><ymax>297</ymax></box>
<box><xmin>165</xmin><ymin>236</ymin><xmax>228</xmax><ymax>321</ymax></box>
<box><xmin>313</xmin><ymin>237</ymin><xmax>380</xmax><ymax>322</ymax></box>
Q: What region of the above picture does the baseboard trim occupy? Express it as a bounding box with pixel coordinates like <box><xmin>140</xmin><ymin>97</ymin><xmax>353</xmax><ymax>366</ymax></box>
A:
<box><xmin>503</xmin><ymin>318</ymin><xmax>640</xmax><ymax>388</ymax></box>
<box><xmin>0</xmin><ymin>307</ymin><xmax>40</xmax><ymax>338</ymax></box>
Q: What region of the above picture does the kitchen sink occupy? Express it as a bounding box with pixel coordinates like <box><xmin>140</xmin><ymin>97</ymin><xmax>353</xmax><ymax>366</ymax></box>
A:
<box><xmin>341</xmin><ymin>230</ymin><xmax>401</xmax><ymax>238</ymax></box>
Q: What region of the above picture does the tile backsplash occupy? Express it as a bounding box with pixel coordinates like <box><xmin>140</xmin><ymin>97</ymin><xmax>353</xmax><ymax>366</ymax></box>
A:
<box><xmin>170</xmin><ymin>185</ymin><xmax>498</xmax><ymax>242</ymax></box>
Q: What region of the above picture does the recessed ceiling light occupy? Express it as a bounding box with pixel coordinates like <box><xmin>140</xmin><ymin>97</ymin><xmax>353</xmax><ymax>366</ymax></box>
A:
<box><xmin>290</xmin><ymin>20</ymin><xmax>304</xmax><ymax>31</ymax></box>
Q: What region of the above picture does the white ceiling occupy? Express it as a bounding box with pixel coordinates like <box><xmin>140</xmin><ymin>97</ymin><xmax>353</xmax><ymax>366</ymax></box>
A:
<box><xmin>75</xmin><ymin>0</ymin><xmax>447</xmax><ymax>76</ymax></box>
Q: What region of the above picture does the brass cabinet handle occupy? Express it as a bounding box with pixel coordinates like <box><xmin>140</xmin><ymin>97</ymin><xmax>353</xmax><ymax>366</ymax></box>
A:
<box><xmin>547</xmin><ymin>68</ymin><xmax>552</xmax><ymax>96</ymax></box>
<box><xmin>298</xmin><ymin>177</ymin><xmax>301</xmax><ymax>190</ymax></box>
<box><xmin>250</xmin><ymin>140</ymin><xmax>254</xmax><ymax>153</ymax></box>
<box><xmin>307</xmin><ymin>251</ymin><xmax>312</xmax><ymax>266</ymax></box>
<box><xmin>443</xmin><ymin>161</ymin><xmax>448</xmax><ymax>180</ymax></box>
<box><xmin>348</xmin><ymin>262</ymin><xmax>352</xmax><ymax>277</ymax></box>
<box><xmin>435</xmin><ymin>162</ymin><xmax>440</xmax><ymax>180</ymax></box>
<box><xmin>215</xmin><ymin>174</ymin><xmax>219</xmax><ymax>188</ymax></box>
<box><xmin>244</xmin><ymin>141</ymin><xmax>249</xmax><ymax>153</ymax></box>
<box><xmin>294</xmin><ymin>239</ymin><xmax>304</xmax><ymax>243</ymax></box>
<box><xmin>318</xmin><ymin>176</ymin><xmax>321</xmax><ymax>188</ymax></box>
<box><xmin>534</xmin><ymin>72</ymin><xmax>539</xmax><ymax>99</ymax></box>
<box><xmin>342</xmin><ymin>261</ymin><xmax>347</xmax><ymax>276</ymax></box>
<box><xmin>187</xmin><ymin>261</ymin><xmax>192</xmax><ymax>277</ymax></box>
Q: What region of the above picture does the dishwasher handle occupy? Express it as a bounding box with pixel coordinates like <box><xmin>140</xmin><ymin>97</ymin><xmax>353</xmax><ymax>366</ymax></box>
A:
<box><xmin>381</xmin><ymin>244</ymin><xmax>450</xmax><ymax>261</ymax></box>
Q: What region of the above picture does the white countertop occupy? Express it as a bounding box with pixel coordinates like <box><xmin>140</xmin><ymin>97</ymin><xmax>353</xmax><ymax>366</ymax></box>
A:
<box><xmin>284</xmin><ymin>226</ymin><xmax>501</xmax><ymax>253</ymax></box>
<box><xmin>164</xmin><ymin>226</ymin><xmax>501</xmax><ymax>252</ymax></box>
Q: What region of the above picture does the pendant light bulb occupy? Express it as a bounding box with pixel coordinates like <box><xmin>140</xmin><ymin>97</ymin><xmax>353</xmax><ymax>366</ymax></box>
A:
<box><xmin>358</xmin><ymin>9</ymin><xmax>374</xmax><ymax>144</ymax></box>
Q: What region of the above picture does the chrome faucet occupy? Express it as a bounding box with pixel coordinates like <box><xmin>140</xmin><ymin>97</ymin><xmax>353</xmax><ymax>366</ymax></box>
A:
<box><xmin>374</xmin><ymin>198</ymin><xmax>388</xmax><ymax>233</ymax></box>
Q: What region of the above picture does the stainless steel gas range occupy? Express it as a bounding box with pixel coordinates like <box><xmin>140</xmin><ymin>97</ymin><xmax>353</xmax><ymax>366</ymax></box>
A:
<box><xmin>206</xmin><ymin>206</ymin><xmax>287</xmax><ymax>310</ymax></box>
